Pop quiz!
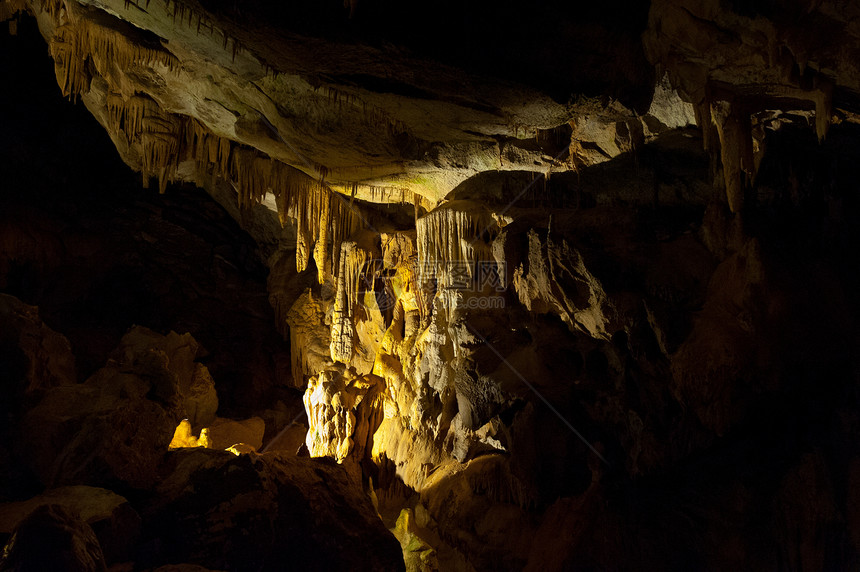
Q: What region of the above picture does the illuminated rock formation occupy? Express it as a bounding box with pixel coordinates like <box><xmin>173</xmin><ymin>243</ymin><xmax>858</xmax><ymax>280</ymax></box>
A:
<box><xmin>304</xmin><ymin>369</ymin><xmax>384</xmax><ymax>472</ymax></box>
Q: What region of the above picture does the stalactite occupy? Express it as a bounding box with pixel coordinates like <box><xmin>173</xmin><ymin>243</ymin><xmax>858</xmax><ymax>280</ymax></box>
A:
<box><xmin>140</xmin><ymin>107</ymin><xmax>183</xmax><ymax>192</ymax></box>
<box><xmin>316</xmin><ymin>163</ymin><xmax>329</xmax><ymax>182</ymax></box>
<box><xmin>695</xmin><ymin>100</ymin><xmax>713</xmax><ymax>152</ymax></box>
<box><xmin>39</xmin><ymin>0</ymin><xmax>63</xmax><ymax>19</ymax></box>
<box><xmin>106</xmin><ymin>92</ymin><xmax>154</xmax><ymax>142</ymax></box>
<box><xmin>215</xmin><ymin>138</ymin><xmax>361</xmax><ymax>282</ymax></box>
<box><xmin>78</xmin><ymin>17</ymin><xmax>178</xmax><ymax>73</ymax></box>
<box><xmin>74</xmin><ymin>81</ymin><xmax>361</xmax><ymax>284</ymax></box>
<box><xmin>330</xmin><ymin>241</ymin><xmax>368</xmax><ymax>364</ymax></box>
<box><xmin>321</xmin><ymin>86</ymin><xmax>408</xmax><ymax>140</ymax></box>
<box><xmin>416</xmin><ymin>203</ymin><xmax>498</xmax><ymax>289</ymax></box>
<box><xmin>814</xmin><ymin>77</ymin><xmax>833</xmax><ymax>143</ymax></box>
<box><xmin>230</xmin><ymin>148</ymin><xmax>278</xmax><ymax>208</ymax></box>
<box><xmin>185</xmin><ymin>118</ymin><xmax>233</xmax><ymax>179</ymax></box>
<box><xmin>333</xmin><ymin>194</ymin><xmax>361</xmax><ymax>274</ymax></box>
<box><xmin>49</xmin><ymin>16</ymin><xmax>178</xmax><ymax>100</ymax></box>
<box><xmin>49</xmin><ymin>24</ymin><xmax>89</xmax><ymax>99</ymax></box>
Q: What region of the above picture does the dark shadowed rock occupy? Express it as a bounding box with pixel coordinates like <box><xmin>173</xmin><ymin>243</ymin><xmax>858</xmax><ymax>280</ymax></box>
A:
<box><xmin>22</xmin><ymin>327</ymin><xmax>215</xmax><ymax>489</ymax></box>
<box><xmin>0</xmin><ymin>486</ymin><xmax>140</xmax><ymax>566</ymax></box>
<box><xmin>0</xmin><ymin>504</ymin><xmax>107</xmax><ymax>572</ymax></box>
<box><xmin>139</xmin><ymin>448</ymin><xmax>404</xmax><ymax>571</ymax></box>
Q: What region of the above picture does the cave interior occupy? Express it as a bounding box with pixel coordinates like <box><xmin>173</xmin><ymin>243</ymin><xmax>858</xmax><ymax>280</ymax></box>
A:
<box><xmin>1</xmin><ymin>0</ymin><xmax>860</xmax><ymax>570</ymax></box>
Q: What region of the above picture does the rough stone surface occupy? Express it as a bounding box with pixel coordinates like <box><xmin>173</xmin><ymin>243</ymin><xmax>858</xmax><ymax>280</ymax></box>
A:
<box><xmin>0</xmin><ymin>294</ymin><xmax>77</xmax><ymax>500</ymax></box>
<box><xmin>0</xmin><ymin>486</ymin><xmax>140</xmax><ymax>565</ymax></box>
<box><xmin>0</xmin><ymin>504</ymin><xmax>107</xmax><ymax>572</ymax></box>
<box><xmin>0</xmin><ymin>293</ymin><xmax>76</xmax><ymax>394</ymax></box>
<box><xmin>22</xmin><ymin>327</ymin><xmax>210</xmax><ymax>489</ymax></box>
<box><xmin>139</xmin><ymin>448</ymin><xmax>404</xmax><ymax>571</ymax></box>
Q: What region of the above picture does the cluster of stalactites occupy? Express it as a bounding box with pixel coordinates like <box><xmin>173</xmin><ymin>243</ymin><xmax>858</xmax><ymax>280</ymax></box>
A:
<box><xmin>185</xmin><ymin>118</ymin><xmax>232</xmax><ymax>180</ymax></box>
<box><xmin>49</xmin><ymin>16</ymin><xmax>178</xmax><ymax>100</ymax></box>
<box><xmin>227</xmin><ymin>148</ymin><xmax>361</xmax><ymax>282</ymax></box>
<box><xmin>43</xmin><ymin>6</ymin><xmax>361</xmax><ymax>283</ymax></box>
<box><xmin>416</xmin><ymin>204</ymin><xmax>498</xmax><ymax>290</ymax></box>
<box><xmin>104</xmin><ymin>91</ymin><xmax>183</xmax><ymax>193</ymax></box>
<box><xmin>106</xmin><ymin>95</ymin><xmax>364</xmax><ymax>283</ymax></box>
<box><xmin>106</xmin><ymin>92</ymin><xmax>153</xmax><ymax>142</ymax></box>
<box><xmin>140</xmin><ymin>112</ymin><xmax>182</xmax><ymax>194</ymax></box>
<box><xmin>49</xmin><ymin>24</ymin><xmax>90</xmax><ymax>99</ymax></box>
<box><xmin>40</xmin><ymin>0</ymin><xmax>63</xmax><ymax>19</ymax></box>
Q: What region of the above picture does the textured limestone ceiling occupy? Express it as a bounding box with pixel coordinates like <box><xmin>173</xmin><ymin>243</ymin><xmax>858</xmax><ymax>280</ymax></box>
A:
<box><xmin>2</xmin><ymin>0</ymin><xmax>860</xmax><ymax>211</ymax></box>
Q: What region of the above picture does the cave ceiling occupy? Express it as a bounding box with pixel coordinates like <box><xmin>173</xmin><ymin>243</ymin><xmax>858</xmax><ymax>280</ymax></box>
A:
<box><xmin>3</xmin><ymin>0</ymin><xmax>858</xmax><ymax>212</ymax></box>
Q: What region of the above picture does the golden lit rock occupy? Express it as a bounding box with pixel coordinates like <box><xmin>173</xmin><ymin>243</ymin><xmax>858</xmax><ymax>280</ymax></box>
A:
<box><xmin>168</xmin><ymin>419</ymin><xmax>209</xmax><ymax>450</ymax></box>
<box><xmin>303</xmin><ymin>369</ymin><xmax>384</xmax><ymax>471</ymax></box>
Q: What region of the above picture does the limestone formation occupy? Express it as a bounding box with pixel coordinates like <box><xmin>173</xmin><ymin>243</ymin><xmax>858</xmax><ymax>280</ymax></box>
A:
<box><xmin>304</xmin><ymin>369</ymin><xmax>384</xmax><ymax>472</ymax></box>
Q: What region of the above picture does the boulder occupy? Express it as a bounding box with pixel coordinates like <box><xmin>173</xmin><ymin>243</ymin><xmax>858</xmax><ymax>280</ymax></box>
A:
<box><xmin>0</xmin><ymin>504</ymin><xmax>107</xmax><ymax>572</ymax></box>
<box><xmin>139</xmin><ymin>448</ymin><xmax>404</xmax><ymax>571</ymax></box>
<box><xmin>0</xmin><ymin>486</ymin><xmax>140</xmax><ymax>565</ymax></box>
<box><xmin>22</xmin><ymin>326</ymin><xmax>214</xmax><ymax>489</ymax></box>
<box><xmin>207</xmin><ymin>416</ymin><xmax>265</xmax><ymax>451</ymax></box>
<box><xmin>0</xmin><ymin>294</ymin><xmax>76</xmax><ymax>500</ymax></box>
<box><xmin>0</xmin><ymin>293</ymin><xmax>76</xmax><ymax>395</ymax></box>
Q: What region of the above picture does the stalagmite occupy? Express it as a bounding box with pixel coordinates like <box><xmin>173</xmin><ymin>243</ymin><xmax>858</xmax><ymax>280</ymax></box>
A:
<box><xmin>313</xmin><ymin>195</ymin><xmax>331</xmax><ymax>284</ymax></box>
<box><xmin>285</xmin><ymin>289</ymin><xmax>329</xmax><ymax>387</ymax></box>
